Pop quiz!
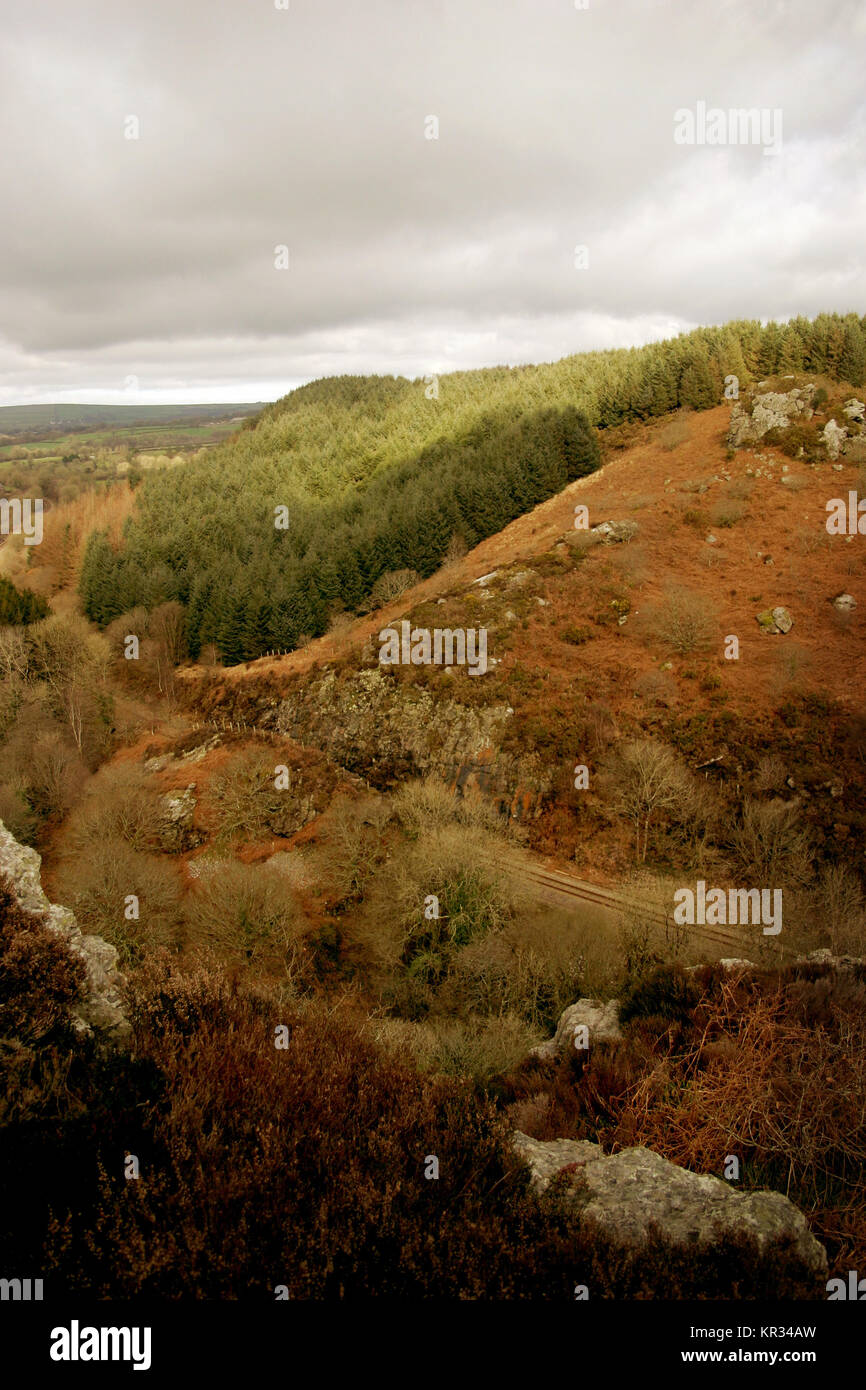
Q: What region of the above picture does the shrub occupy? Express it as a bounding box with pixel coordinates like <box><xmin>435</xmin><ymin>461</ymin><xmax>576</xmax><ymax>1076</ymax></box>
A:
<box><xmin>600</xmin><ymin>738</ymin><xmax>699</xmax><ymax>862</ymax></box>
<box><xmin>657</xmin><ymin>417</ymin><xmax>690</xmax><ymax>451</ymax></box>
<box><xmin>642</xmin><ymin>587</ymin><xmax>717</xmax><ymax>656</ymax></box>
<box><xmin>55</xmin><ymin>839</ymin><xmax>181</xmax><ymax>962</ymax></box>
<box><xmin>182</xmin><ymin>861</ymin><xmax>308</xmax><ymax>979</ymax></box>
<box><xmin>619</xmin><ymin>964</ymin><xmax>700</xmax><ymax>1027</ymax></box>
<box><xmin>0</xmin><ymin>876</ymin><xmax>85</xmax><ymax>1045</ymax></box>
<box><xmin>727</xmin><ymin>799</ymin><xmax>812</xmax><ymax>885</ymax></box>
<box><xmin>710</xmin><ymin>501</ymin><xmax>744</xmax><ymax>528</ymax></box>
<box><xmin>64</xmin><ymin>763</ymin><xmax>162</xmax><ymax>853</ymax></box>
<box><xmin>370</xmin><ymin>568</ymin><xmax>421</xmax><ymax>606</ymax></box>
<box><xmin>560</xmin><ymin>625</ymin><xmax>593</xmax><ymax>646</ymax></box>
<box><xmin>763</xmin><ymin>421</ymin><xmax>825</xmax><ymax>462</ymax></box>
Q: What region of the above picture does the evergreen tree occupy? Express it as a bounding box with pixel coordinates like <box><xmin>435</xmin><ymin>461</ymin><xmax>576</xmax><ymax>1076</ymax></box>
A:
<box><xmin>0</xmin><ymin>575</ymin><xmax>49</xmax><ymax>625</ymax></box>
<box><xmin>678</xmin><ymin>348</ymin><xmax>717</xmax><ymax>409</ymax></box>
<box><xmin>840</xmin><ymin>317</ymin><xmax>866</xmax><ymax>386</ymax></box>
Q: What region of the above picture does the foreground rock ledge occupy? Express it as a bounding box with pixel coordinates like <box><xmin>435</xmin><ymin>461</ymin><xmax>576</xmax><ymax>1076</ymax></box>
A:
<box><xmin>0</xmin><ymin>819</ymin><xmax>130</xmax><ymax>1045</ymax></box>
<box><xmin>512</xmin><ymin>1132</ymin><xmax>827</xmax><ymax>1278</ymax></box>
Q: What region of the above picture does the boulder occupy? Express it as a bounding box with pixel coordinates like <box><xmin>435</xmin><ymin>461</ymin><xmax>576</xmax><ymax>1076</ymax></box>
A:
<box><xmin>590</xmin><ymin>520</ymin><xmax>639</xmax><ymax>544</ymax></box>
<box><xmin>823</xmin><ymin>419</ymin><xmax>848</xmax><ymax>461</ymax></box>
<box><xmin>832</xmin><ymin>593</ymin><xmax>856</xmax><ymax>612</ymax></box>
<box><xmin>756</xmin><ymin>606</ymin><xmax>793</xmax><ymax>635</ymax></box>
<box><xmin>511</xmin><ymin>1134</ymin><xmax>827</xmax><ymax>1278</ymax></box>
<box><xmin>530</xmin><ymin>997</ymin><xmax>622</xmax><ymax>1060</ymax></box>
<box><xmin>143</xmin><ymin>753</ymin><xmax>171</xmax><ymax>774</ymax></box>
<box><xmin>843</xmin><ymin>399</ymin><xmax>865</xmax><ymax>422</ymax></box>
<box><xmin>0</xmin><ymin>819</ymin><xmax>129</xmax><ymax>1044</ymax></box>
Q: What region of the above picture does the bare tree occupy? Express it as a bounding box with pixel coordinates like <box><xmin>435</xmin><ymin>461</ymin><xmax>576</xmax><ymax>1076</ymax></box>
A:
<box><xmin>605</xmin><ymin>738</ymin><xmax>696</xmax><ymax>862</ymax></box>
<box><xmin>370</xmin><ymin>568</ymin><xmax>420</xmax><ymax>606</ymax></box>
<box><xmin>27</xmin><ymin>614</ymin><xmax>110</xmax><ymax>755</ymax></box>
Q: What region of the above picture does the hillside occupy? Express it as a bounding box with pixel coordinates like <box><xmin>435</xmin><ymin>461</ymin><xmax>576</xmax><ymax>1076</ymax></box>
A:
<box><xmin>78</xmin><ymin>313</ymin><xmax>866</xmax><ymax>662</ymax></box>
<box><xmin>179</xmin><ymin>392</ymin><xmax>866</xmax><ymax>874</ymax></box>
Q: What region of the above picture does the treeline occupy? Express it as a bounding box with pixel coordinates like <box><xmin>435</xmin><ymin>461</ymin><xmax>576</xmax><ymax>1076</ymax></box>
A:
<box><xmin>79</xmin><ymin>312</ymin><xmax>866</xmax><ymax>666</ymax></box>
<box><xmin>0</xmin><ymin>576</ymin><xmax>49</xmax><ymax>627</ymax></box>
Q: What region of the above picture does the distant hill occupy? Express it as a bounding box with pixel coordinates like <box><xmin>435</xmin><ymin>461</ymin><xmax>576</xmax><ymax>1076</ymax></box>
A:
<box><xmin>0</xmin><ymin>402</ymin><xmax>264</xmax><ymax>435</ymax></box>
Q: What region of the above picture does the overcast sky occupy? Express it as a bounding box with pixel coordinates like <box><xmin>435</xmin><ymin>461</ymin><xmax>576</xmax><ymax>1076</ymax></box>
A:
<box><xmin>1</xmin><ymin>0</ymin><xmax>864</xmax><ymax>405</ymax></box>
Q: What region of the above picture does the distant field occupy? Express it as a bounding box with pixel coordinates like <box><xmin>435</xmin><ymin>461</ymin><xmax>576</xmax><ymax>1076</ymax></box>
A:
<box><xmin>0</xmin><ymin>401</ymin><xmax>263</xmax><ymax>433</ymax></box>
<box><xmin>0</xmin><ymin>402</ymin><xmax>265</xmax><ymax>469</ymax></box>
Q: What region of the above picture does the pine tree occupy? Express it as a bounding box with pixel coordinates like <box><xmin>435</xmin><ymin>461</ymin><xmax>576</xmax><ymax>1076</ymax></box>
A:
<box><xmin>840</xmin><ymin>317</ymin><xmax>866</xmax><ymax>387</ymax></box>
<box><xmin>678</xmin><ymin>348</ymin><xmax>716</xmax><ymax>409</ymax></box>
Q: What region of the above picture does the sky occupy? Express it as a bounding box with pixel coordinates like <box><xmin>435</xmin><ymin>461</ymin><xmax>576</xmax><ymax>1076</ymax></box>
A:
<box><xmin>0</xmin><ymin>0</ymin><xmax>864</xmax><ymax>406</ymax></box>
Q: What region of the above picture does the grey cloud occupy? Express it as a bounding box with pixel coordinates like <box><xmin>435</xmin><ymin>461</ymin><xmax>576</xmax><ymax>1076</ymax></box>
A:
<box><xmin>0</xmin><ymin>0</ymin><xmax>863</xmax><ymax>402</ymax></box>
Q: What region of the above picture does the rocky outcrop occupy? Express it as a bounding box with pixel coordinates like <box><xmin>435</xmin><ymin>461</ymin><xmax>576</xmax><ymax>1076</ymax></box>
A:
<box><xmin>844</xmin><ymin>398</ymin><xmax>866</xmax><ymax>423</ymax></box>
<box><xmin>530</xmin><ymin>997</ymin><xmax>622</xmax><ymax>1060</ymax></box>
<box><xmin>800</xmin><ymin>948</ymin><xmax>865</xmax><ymax>972</ymax></box>
<box><xmin>512</xmin><ymin>1132</ymin><xmax>827</xmax><ymax>1277</ymax></box>
<box><xmin>0</xmin><ymin>819</ymin><xmax>130</xmax><ymax>1044</ymax></box>
<box><xmin>156</xmin><ymin>784</ymin><xmax>203</xmax><ymax>853</ymax></box>
<box><xmin>727</xmin><ymin>386</ymin><xmax>814</xmax><ymax>448</ymax></box>
<box><xmin>270</xmin><ymin>667</ymin><xmax>552</xmax><ymax>820</ymax></box>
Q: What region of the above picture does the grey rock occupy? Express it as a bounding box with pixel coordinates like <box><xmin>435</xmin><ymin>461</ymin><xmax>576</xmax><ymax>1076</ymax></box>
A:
<box><xmin>512</xmin><ymin>1131</ymin><xmax>602</xmax><ymax>1191</ymax></box>
<box><xmin>727</xmin><ymin>387</ymin><xmax>814</xmax><ymax>448</ymax></box>
<box><xmin>156</xmin><ymin>785</ymin><xmax>202</xmax><ymax>853</ymax></box>
<box><xmin>833</xmin><ymin>593</ymin><xmax>856</xmax><ymax>612</ymax></box>
<box><xmin>143</xmin><ymin>753</ymin><xmax>171</xmax><ymax>773</ymax></box>
<box><xmin>756</xmin><ymin>606</ymin><xmax>793</xmax><ymax>635</ymax></box>
<box><xmin>180</xmin><ymin>735</ymin><xmax>221</xmax><ymax>763</ymax></box>
<box><xmin>583</xmin><ymin>1149</ymin><xmax>826</xmax><ymax>1275</ymax></box>
<box><xmin>800</xmin><ymin>948</ymin><xmax>864</xmax><ymax>971</ymax></box>
<box><xmin>530</xmin><ymin>997</ymin><xmax>622</xmax><ymax>1060</ymax></box>
<box><xmin>686</xmin><ymin>958</ymin><xmax>756</xmax><ymax>974</ymax></box>
<box><xmin>0</xmin><ymin>819</ymin><xmax>130</xmax><ymax>1044</ymax></box>
<box><xmin>590</xmin><ymin>520</ymin><xmax>639</xmax><ymax>544</ymax></box>
<box><xmin>512</xmin><ymin>1135</ymin><xmax>826</xmax><ymax>1277</ymax></box>
<box><xmin>843</xmin><ymin>399</ymin><xmax>865</xmax><ymax>422</ymax></box>
<box><xmin>823</xmin><ymin>420</ymin><xmax>848</xmax><ymax>461</ymax></box>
